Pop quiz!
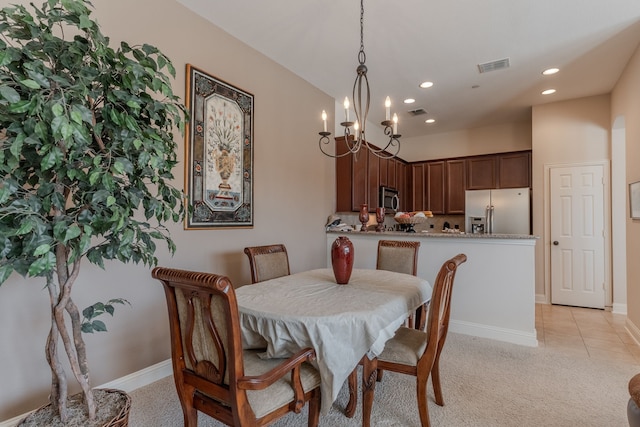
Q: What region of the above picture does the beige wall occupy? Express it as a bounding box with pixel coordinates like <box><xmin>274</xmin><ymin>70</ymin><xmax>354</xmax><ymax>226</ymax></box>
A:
<box><xmin>611</xmin><ymin>42</ymin><xmax>640</xmax><ymax>339</ymax></box>
<box><xmin>399</xmin><ymin>121</ymin><xmax>532</xmax><ymax>162</ymax></box>
<box><xmin>531</xmin><ymin>95</ymin><xmax>611</xmax><ymax>300</ymax></box>
<box><xmin>0</xmin><ymin>0</ymin><xmax>335</xmax><ymax>420</ymax></box>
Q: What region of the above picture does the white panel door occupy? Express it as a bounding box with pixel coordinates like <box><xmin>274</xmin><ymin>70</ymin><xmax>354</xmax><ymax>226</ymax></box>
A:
<box><xmin>550</xmin><ymin>165</ymin><xmax>605</xmax><ymax>308</ymax></box>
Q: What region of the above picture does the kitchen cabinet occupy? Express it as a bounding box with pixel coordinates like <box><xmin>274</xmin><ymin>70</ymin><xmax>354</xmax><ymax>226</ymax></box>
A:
<box><xmin>411</xmin><ymin>163</ymin><xmax>425</xmax><ymax>211</ymax></box>
<box><xmin>446</xmin><ymin>159</ymin><xmax>466</xmax><ymax>214</ymax></box>
<box><xmin>467</xmin><ymin>151</ymin><xmax>531</xmax><ymax>190</ymax></box>
<box><xmin>335</xmin><ymin>136</ymin><xmax>409</xmax><ymax>212</ymax></box>
<box><xmin>335</xmin><ymin>137</ymin><xmax>368</xmax><ymax>212</ymax></box>
<box><xmin>336</xmin><ymin>138</ymin><xmax>530</xmax><ymax>214</ymax></box>
<box><xmin>467</xmin><ymin>155</ymin><xmax>497</xmax><ymax>189</ymax></box>
<box><xmin>497</xmin><ymin>151</ymin><xmax>531</xmax><ymax>188</ymax></box>
<box><xmin>367</xmin><ymin>150</ymin><xmax>379</xmax><ymax>209</ymax></box>
<box><xmin>396</xmin><ymin>161</ymin><xmax>408</xmax><ymax>212</ymax></box>
<box><xmin>379</xmin><ymin>157</ymin><xmax>388</xmax><ymax>187</ymax></box>
<box><xmin>427</xmin><ymin>161</ymin><xmax>445</xmax><ymax>214</ymax></box>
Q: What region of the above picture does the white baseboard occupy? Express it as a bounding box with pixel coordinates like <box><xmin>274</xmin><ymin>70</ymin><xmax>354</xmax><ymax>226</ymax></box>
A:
<box><xmin>612</xmin><ymin>302</ymin><xmax>627</xmax><ymax>315</ymax></box>
<box><xmin>0</xmin><ymin>360</ymin><xmax>172</xmax><ymax>427</ymax></box>
<box><xmin>449</xmin><ymin>319</ymin><xmax>539</xmax><ymax>347</ymax></box>
<box><xmin>626</xmin><ymin>318</ymin><xmax>640</xmax><ymax>347</ymax></box>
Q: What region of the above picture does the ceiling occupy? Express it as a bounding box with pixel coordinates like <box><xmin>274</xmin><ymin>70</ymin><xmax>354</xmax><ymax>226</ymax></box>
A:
<box><xmin>178</xmin><ymin>0</ymin><xmax>640</xmax><ymax>139</ymax></box>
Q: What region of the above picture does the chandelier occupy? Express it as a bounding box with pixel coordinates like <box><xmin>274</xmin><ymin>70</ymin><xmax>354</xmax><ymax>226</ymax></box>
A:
<box><xmin>318</xmin><ymin>0</ymin><xmax>401</xmax><ymax>159</ymax></box>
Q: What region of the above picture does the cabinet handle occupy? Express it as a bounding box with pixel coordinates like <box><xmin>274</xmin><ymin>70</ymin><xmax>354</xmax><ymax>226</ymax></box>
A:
<box><xmin>553</xmin><ymin>241</ymin><xmax>559</xmax><ymax>246</ymax></box>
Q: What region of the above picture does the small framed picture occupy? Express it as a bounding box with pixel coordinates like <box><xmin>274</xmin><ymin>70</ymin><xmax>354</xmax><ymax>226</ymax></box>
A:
<box><xmin>630</xmin><ymin>181</ymin><xmax>640</xmax><ymax>219</ymax></box>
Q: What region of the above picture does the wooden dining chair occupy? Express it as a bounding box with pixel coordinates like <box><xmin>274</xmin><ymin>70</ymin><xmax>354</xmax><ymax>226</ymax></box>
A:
<box><xmin>376</xmin><ymin>240</ymin><xmax>424</xmax><ymax>329</ymax></box>
<box><xmin>244</xmin><ymin>244</ymin><xmax>291</xmax><ymax>284</ymax></box>
<box><xmin>152</xmin><ymin>267</ymin><xmax>321</xmax><ymax>427</ymax></box>
<box><xmin>347</xmin><ymin>253</ymin><xmax>467</xmax><ymax>427</ymax></box>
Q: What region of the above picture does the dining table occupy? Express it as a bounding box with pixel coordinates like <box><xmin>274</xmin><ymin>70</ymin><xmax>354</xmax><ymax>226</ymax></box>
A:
<box><xmin>235</xmin><ymin>267</ymin><xmax>432</xmax><ymax>426</ymax></box>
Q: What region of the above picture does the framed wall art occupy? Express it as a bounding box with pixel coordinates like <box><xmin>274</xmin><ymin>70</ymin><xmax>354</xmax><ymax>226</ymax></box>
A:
<box><xmin>630</xmin><ymin>181</ymin><xmax>640</xmax><ymax>220</ymax></box>
<box><xmin>184</xmin><ymin>64</ymin><xmax>254</xmax><ymax>229</ymax></box>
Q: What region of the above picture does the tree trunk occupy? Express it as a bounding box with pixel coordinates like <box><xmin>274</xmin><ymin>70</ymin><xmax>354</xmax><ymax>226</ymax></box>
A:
<box><xmin>47</xmin><ymin>244</ymin><xmax>96</xmax><ymax>421</ymax></box>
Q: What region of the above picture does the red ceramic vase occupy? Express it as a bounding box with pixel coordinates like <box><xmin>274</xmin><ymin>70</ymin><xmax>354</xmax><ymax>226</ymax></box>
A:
<box><xmin>331</xmin><ymin>236</ymin><xmax>354</xmax><ymax>285</ymax></box>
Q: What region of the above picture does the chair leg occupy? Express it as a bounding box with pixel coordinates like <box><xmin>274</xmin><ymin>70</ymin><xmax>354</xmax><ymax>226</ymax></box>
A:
<box><xmin>416</xmin><ymin>376</ymin><xmax>431</xmax><ymax>427</ymax></box>
<box><xmin>376</xmin><ymin>368</ymin><xmax>384</xmax><ymax>382</ymax></box>
<box><xmin>177</xmin><ymin>385</ymin><xmax>198</xmax><ymax>427</ymax></box>
<box><xmin>308</xmin><ymin>389</ymin><xmax>321</xmax><ymax>427</ymax></box>
<box><xmin>345</xmin><ymin>368</ymin><xmax>358</xmax><ymax>418</ymax></box>
<box><xmin>431</xmin><ymin>353</ymin><xmax>444</xmax><ymax>406</ymax></box>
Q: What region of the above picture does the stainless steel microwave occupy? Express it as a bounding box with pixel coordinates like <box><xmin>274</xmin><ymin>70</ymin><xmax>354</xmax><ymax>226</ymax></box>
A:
<box><xmin>380</xmin><ymin>186</ymin><xmax>400</xmax><ymax>212</ymax></box>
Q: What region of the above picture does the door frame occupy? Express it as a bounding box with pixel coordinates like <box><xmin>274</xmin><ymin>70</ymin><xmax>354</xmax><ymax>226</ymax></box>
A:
<box><xmin>543</xmin><ymin>160</ymin><xmax>612</xmax><ymax>308</ymax></box>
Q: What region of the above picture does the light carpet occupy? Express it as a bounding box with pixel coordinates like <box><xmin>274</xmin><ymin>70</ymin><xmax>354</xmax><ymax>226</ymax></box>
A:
<box><xmin>129</xmin><ymin>333</ymin><xmax>639</xmax><ymax>426</ymax></box>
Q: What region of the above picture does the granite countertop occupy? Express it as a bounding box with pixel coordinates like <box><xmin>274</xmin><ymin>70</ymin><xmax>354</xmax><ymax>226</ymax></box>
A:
<box><xmin>326</xmin><ymin>229</ymin><xmax>538</xmax><ymax>239</ymax></box>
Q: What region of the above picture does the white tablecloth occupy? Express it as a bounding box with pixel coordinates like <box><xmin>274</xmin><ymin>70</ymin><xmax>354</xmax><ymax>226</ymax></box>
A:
<box><xmin>236</xmin><ymin>268</ymin><xmax>432</xmax><ymax>412</ymax></box>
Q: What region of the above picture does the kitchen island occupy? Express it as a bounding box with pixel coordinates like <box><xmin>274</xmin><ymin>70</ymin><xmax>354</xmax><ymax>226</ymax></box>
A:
<box><xmin>326</xmin><ymin>230</ymin><xmax>539</xmax><ymax>346</ymax></box>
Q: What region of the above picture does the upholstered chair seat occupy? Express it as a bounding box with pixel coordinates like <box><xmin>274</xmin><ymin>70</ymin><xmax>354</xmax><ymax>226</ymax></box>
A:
<box><xmin>378</xmin><ymin>326</ymin><xmax>428</xmax><ymax>367</ymax></box>
<box><xmin>241</xmin><ymin>350</ymin><xmax>321</xmax><ymax>418</ymax></box>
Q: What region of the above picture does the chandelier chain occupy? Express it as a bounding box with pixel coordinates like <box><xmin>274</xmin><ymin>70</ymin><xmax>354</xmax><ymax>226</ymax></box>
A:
<box><xmin>358</xmin><ymin>0</ymin><xmax>365</xmax><ymax>65</ymax></box>
<box><xmin>317</xmin><ymin>0</ymin><xmax>401</xmax><ymax>160</ymax></box>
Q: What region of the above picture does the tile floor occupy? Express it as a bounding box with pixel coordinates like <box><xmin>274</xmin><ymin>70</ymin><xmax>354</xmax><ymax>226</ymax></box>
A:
<box><xmin>536</xmin><ymin>303</ymin><xmax>640</xmax><ymax>365</ymax></box>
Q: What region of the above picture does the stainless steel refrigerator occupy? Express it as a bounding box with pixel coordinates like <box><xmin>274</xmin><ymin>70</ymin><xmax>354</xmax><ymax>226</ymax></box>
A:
<box><xmin>465</xmin><ymin>187</ymin><xmax>530</xmax><ymax>234</ymax></box>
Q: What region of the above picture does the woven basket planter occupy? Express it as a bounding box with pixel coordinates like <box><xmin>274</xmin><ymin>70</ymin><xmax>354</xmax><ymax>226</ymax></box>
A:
<box><xmin>18</xmin><ymin>388</ymin><xmax>131</xmax><ymax>427</ymax></box>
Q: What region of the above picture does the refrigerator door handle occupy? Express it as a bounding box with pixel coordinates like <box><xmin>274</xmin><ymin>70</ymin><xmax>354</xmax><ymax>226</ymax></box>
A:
<box><xmin>489</xmin><ymin>205</ymin><xmax>495</xmax><ymax>234</ymax></box>
<box><xmin>485</xmin><ymin>205</ymin><xmax>491</xmax><ymax>234</ymax></box>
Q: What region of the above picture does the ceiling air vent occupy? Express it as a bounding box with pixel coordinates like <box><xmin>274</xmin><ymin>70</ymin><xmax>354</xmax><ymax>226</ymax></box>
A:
<box><xmin>407</xmin><ymin>108</ymin><xmax>427</xmax><ymax>116</ymax></box>
<box><xmin>477</xmin><ymin>57</ymin><xmax>510</xmax><ymax>73</ymax></box>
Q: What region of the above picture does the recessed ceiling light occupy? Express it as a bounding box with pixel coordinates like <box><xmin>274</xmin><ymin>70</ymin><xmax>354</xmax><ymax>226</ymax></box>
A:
<box><xmin>403</xmin><ymin>98</ymin><xmax>415</xmax><ymax>104</ymax></box>
<box><xmin>425</xmin><ymin>119</ymin><xmax>435</xmax><ymax>124</ymax></box>
<box><xmin>419</xmin><ymin>81</ymin><xmax>433</xmax><ymax>89</ymax></box>
<box><xmin>541</xmin><ymin>89</ymin><xmax>556</xmax><ymax>95</ymax></box>
<box><xmin>542</xmin><ymin>68</ymin><xmax>559</xmax><ymax>75</ymax></box>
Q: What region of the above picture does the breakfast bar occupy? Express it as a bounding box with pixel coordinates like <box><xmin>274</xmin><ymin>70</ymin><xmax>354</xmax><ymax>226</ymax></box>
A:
<box><xmin>326</xmin><ymin>230</ymin><xmax>539</xmax><ymax>347</ymax></box>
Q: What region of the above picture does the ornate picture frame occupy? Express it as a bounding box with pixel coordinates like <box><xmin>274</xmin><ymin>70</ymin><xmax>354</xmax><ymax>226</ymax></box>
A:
<box><xmin>184</xmin><ymin>64</ymin><xmax>254</xmax><ymax>229</ymax></box>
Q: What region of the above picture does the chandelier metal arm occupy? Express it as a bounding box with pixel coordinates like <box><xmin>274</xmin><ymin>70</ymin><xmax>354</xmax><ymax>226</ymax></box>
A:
<box><xmin>317</xmin><ymin>0</ymin><xmax>401</xmax><ymax>161</ymax></box>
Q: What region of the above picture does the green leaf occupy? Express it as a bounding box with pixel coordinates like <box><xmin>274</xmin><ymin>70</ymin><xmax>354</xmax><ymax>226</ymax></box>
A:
<box><xmin>52</xmin><ymin>104</ymin><xmax>64</xmax><ymax>117</ymax></box>
<box><xmin>83</xmin><ymin>305</ymin><xmax>95</xmax><ymax>320</ymax></box>
<box><xmin>63</xmin><ymin>225</ymin><xmax>81</xmax><ymax>243</ymax></box>
<box><xmin>19</xmin><ymin>79</ymin><xmax>40</xmax><ymax>89</ymax></box>
<box><xmin>8</xmin><ymin>99</ymin><xmax>32</xmax><ymax>113</ymax></box>
<box><xmin>106</xmin><ymin>196</ymin><xmax>116</xmax><ymax>207</ymax></box>
<box><xmin>90</xmin><ymin>320</ymin><xmax>107</xmax><ymax>332</ymax></box>
<box><xmin>32</xmin><ymin>244</ymin><xmax>51</xmax><ymax>257</ymax></box>
<box><xmin>0</xmin><ymin>85</ymin><xmax>20</xmax><ymax>102</ymax></box>
<box><xmin>15</xmin><ymin>221</ymin><xmax>34</xmax><ymax>236</ymax></box>
<box><xmin>27</xmin><ymin>252</ymin><xmax>56</xmax><ymax>277</ymax></box>
<box><xmin>40</xmin><ymin>149</ymin><xmax>59</xmax><ymax>170</ymax></box>
<box><xmin>0</xmin><ymin>264</ymin><xmax>14</xmax><ymax>286</ymax></box>
<box><xmin>10</xmin><ymin>136</ymin><xmax>24</xmax><ymax>158</ymax></box>
<box><xmin>79</xmin><ymin>14</ymin><xmax>92</xmax><ymax>30</ymax></box>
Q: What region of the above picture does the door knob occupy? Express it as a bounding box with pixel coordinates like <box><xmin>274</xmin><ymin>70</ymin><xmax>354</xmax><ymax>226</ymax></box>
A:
<box><xmin>553</xmin><ymin>241</ymin><xmax>559</xmax><ymax>245</ymax></box>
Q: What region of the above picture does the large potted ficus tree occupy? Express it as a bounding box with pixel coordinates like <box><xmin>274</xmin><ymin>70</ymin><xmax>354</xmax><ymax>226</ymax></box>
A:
<box><xmin>0</xmin><ymin>0</ymin><xmax>186</xmax><ymax>424</ymax></box>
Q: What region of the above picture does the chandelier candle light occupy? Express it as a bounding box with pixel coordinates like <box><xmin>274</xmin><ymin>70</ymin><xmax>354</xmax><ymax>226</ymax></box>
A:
<box><xmin>318</xmin><ymin>0</ymin><xmax>401</xmax><ymax>159</ymax></box>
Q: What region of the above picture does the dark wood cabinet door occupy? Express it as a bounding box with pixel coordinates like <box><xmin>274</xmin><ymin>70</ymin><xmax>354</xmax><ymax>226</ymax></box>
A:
<box><xmin>427</xmin><ymin>161</ymin><xmax>445</xmax><ymax>214</ymax></box>
<box><xmin>446</xmin><ymin>159</ymin><xmax>466</xmax><ymax>214</ymax></box>
<box><xmin>498</xmin><ymin>151</ymin><xmax>531</xmax><ymax>188</ymax></box>
<box><xmin>387</xmin><ymin>158</ymin><xmax>397</xmax><ymax>189</ymax></box>
<box><xmin>379</xmin><ymin>157</ymin><xmax>388</xmax><ymax>187</ymax></box>
<box><xmin>351</xmin><ymin>152</ymin><xmax>368</xmax><ymax>211</ymax></box>
<box><xmin>412</xmin><ymin>163</ymin><xmax>425</xmax><ymax>211</ymax></box>
<box><xmin>367</xmin><ymin>151</ymin><xmax>379</xmax><ymax>210</ymax></box>
<box><xmin>467</xmin><ymin>155</ymin><xmax>497</xmax><ymax>189</ymax></box>
<box><xmin>397</xmin><ymin>161</ymin><xmax>408</xmax><ymax>211</ymax></box>
<box><xmin>335</xmin><ymin>137</ymin><xmax>353</xmax><ymax>212</ymax></box>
